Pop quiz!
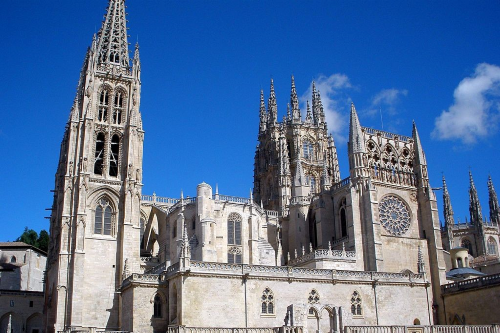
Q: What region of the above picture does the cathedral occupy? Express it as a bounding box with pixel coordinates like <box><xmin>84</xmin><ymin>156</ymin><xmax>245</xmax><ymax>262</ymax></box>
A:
<box><xmin>43</xmin><ymin>1</ymin><xmax>500</xmax><ymax>333</ymax></box>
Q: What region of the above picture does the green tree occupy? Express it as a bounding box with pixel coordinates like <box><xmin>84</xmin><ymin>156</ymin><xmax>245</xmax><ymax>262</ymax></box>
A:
<box><xmin>16</xmin><ymin>227</ymin><xmax>38</xmax><ymax>246</ymax></box>
<box><xmin>16</xmin><ymin>227</ymin><xmax>49</xmax><ymax>252</ymax></box>
<box><xmin>37</xmin><ymin>230</ymin><xmax>49</xmax><ymax>252</ymax></box>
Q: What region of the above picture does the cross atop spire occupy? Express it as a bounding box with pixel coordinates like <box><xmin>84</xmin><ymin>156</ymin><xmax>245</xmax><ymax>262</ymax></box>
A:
<box><xmin>96</xmin><ymin>0</ymin><xmax>130</xmax><ymax>68</ymax></box>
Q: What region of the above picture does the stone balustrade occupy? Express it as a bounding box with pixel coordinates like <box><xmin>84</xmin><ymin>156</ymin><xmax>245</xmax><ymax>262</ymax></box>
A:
<box><xmin>167</xmin><ymin>326</ymin><xmax>303</xmax><ymax>333</ymax></box>
<box><xmin>442</xmin><ymin>272</ymin><xmax>500</xmax><ymax>294</ymax></box>
<box><xmin>362</xmin><ymin>127</ymin><xmax>412</xmax><ymax>143</ymax></box>
<box><xmin>332</xmin><ymin>177</ymin><xmax>351</xmax><ymax>190</ymax></box>
<box><xmin>344</xmin><ymin>326</ymin><xmax>500</xmax><ymax>333</ymax></box>
<box><xmin>287</xmin><ymin>248</ymin><xmax>356</xmax><ymax>266</ymax></box>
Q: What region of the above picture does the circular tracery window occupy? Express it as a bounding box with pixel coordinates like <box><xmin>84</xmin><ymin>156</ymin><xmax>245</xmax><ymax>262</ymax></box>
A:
<box><xmin>379</xmin><ymin>195</ymin><xmax>411</xmax><ymax>236</ymax></box>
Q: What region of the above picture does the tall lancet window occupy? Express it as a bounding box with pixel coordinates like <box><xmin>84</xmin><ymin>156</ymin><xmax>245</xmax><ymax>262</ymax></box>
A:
<box><xmin>227</xmin><ymin>213</ymin><xmax>242</xmax><ymax>264</ymax></box>
<box><xmin>95</xmin><ymin>198</ymin><xmax>113</xmax><ymax>236</ymax></box>
<box><xmin>94</xmin><ymin>133</ymin><xmax>105</xmax><ymax>175</ymax></box>
<box><xmin>113</xmin><ymin>91</ymin><xmax>124</xmax><ymax>124</ymax></box>
<box><xmin>303</xmin><ymin>141</ymin><xmax>314</xmax><ymax>160</ymax></box>
<box><xmin>98</xmin><ymin>90</ymin><xmax>109</xmax><ymax>122</ymax></box>
<box><xmin>109</xmin><ymin>134</ymin><xmax>120</xmax><ymax>177</ymax></box>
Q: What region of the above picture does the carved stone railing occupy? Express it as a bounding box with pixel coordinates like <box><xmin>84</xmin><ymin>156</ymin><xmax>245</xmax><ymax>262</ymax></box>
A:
<box><xmin>331</xmin><ymin>236</ymin><xmax>349</xmax><ymax>248</ymax></box>
<box><xmin>265</xmin><ymin>210</ymin><xmax>279</xmax><ymax>218</ymax></box>
<box><xmin>288</xmin><ymin>248</ymin><xmax>356</xmax><ymax>266</ymax></box>
<box><xmin>181</xmin><ymin>261</ymin><xmax>424</xmax><ymax>284</ymax></box>
<box><xmin>370</xmin><ymin>168</ymin><xmax>416</xmax><ymax>187</ymax></box>
<box><xmin>362</xmin><ymin>127</ymin><xmax>412</xmax><ymax>143</ymax></box>
<box><xmin>442</xmin><ymin>272</ymin><xmax>500</xmax><ymax>294</ymax></box>
<box><xmin>140</xmin><ymin>256</ymin><xmax>159</xmax><ymax>264</ymax></box>
<box><xmin>141</xmin><ymin>194</ymin><xmax>179</xmax><ymax>205</ymax></box>
<box><xmin>345</xmin><ymin>326</ymin><xmax>500</xmax><ymax>333</ymax></box>
<box><xmin>167</xmin><ymin>326</ymin><xmax>303</xmax><ymax>333</ymax></box>
<box><xmin>145</xmin><ymin>261</ymin><xmax>167</xmax><ymax>274</ymax></box>
<box><xmin>290</xmin><ymin>196</ymin><xmax>311</xmax><ymax>206</ymax></box>
<box><xmin>332</xmin><ymin>177</ymin><xmax>351</xmax><ymax>190</ymax></box>
<box><xmin>215</xmin><ymin>194</ymin><xmax>253</xmax><ymax>204</ymax></box>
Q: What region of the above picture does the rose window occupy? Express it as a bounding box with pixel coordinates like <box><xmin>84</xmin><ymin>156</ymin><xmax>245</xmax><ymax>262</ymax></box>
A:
<box><xmin>379</xmin><ymin>195</ymin><xmax>411</xmax><ymax>236</ymax></box>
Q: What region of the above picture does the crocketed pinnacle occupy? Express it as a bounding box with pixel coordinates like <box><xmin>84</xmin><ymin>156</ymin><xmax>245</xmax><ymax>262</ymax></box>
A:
<box><xmin>259</xmin><ymin>90</ymin><xmax>267</xmax><ymax>132</ymax></box>
<box><xmin>290</xmin><ymin>76</ymin><xmax>301</xmax><ymax>120</ymax></box>
<box><xmin>469</xmin><ymin>171</ymin><xmax>483</xmax><ymax>225</ymax></box>
<box><xmin>442</xmin><ymin>175</ymin><xmax>455</xmax><ymax>229</ymax></box>
<box><xmin>294</xmin><ymin>158</ymin><xmax>306</xmax><ymax>187</ymax></box>
<box><xmin>348</xmin><ymin>103</ymin><xmax>365</xmax><ymax>153</ymax></box>
<box><xmin>268</xmin><ymin>79</ymin><xmax>278</xmax><ymax>124</ymax></box>
<box><xmin>305</xmin><ymin>100</ymin><xmax>312</xmax><ymax>123</ymax></box>
<box><xmin>412</xmin><ymin>121</ymin><xmax>427</xmax><ymax>166</ymax></box>
<box><xmin>488</xmin><ymin>175</ymin><xmax>500</xmax><ymax>225</ymax></box>
<box><xmin>96</xmin><ymin>0</ymin><xmax>130</xmax><ymax>68</ymax></box>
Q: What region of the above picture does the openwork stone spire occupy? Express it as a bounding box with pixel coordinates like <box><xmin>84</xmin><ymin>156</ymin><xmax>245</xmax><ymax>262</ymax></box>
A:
<box><xmin>348</xmin><ymin>103</ymin><xmax>365</xmax><ymax>154</ymax></box>
<box><xmin>290</xmin><ymin>76</ymin><xmax>301</xmax><ymax>121</ymax></box>
<box><xmin>488</xmin><ymin>175</ymin><xmax>500</xmax><ymax>225</ymax></box>
<box><xmin>469</xmin><ymin>171</ymin><xmax>483</xmax><ymax>225</ymax></box>
<box><xmin>442</xmin><ymin>175</ymin><xmax>455</xmax><ymax>229</ymax></box>
<box><xmin>268</xmin><ymin>79</ymin><xmax>278</xmax><ymax>125</ymax></box>
<box><xmin>259</xmin><ymin>90</ymin><xmax>267</xmax><ymax>133</ymax></box>
<box><xmin>96</xmin><ymin>0</ymin><xmax>130</xmax><ymax>68</ymax></box>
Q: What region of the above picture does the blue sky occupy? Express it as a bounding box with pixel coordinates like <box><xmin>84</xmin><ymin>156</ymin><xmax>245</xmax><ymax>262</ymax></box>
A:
<box><xmin>1</xmin><ymin>1</ymin><xmax>499</xmax><ymax>241</ymax></box>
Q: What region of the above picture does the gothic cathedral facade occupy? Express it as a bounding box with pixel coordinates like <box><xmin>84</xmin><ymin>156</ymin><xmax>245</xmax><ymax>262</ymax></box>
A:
<box><xmin>45</xmin><ymin>1</ymin><xmax>500</xmax><ymax>333</ymax></box>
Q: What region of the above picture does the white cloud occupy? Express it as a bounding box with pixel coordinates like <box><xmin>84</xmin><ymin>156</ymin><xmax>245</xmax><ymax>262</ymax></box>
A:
<box><xmin>364</xmin><ymin>88</ymin><xmax>408</xmax><ymax>117</ymax></box>
<box><xmin>299</xmin><ymin>73</ymin><xmax>352</xmax><ymax>141</ymax></box>
<box><xmin>432</xmin><ymin>63</ymin><xmax>500</xmax><ymax>144</ymax></box>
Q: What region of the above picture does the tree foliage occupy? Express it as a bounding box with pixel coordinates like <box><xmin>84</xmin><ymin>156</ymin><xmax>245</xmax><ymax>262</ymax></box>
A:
<box><xmin>16</xmin><ymin>227</ymin><xmax>49</xmax><ymax>252</ymax></box>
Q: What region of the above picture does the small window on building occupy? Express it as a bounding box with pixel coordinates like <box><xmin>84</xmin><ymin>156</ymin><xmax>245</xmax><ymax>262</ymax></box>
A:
<box><xmin>351</xmin><ymin>291</ymin><xmax>362</xmax><ymax>316</ymax></box>
<box><xmin>153</xmin><ymin>294</ymin><xmax>162</xmax><ymax>318</ymax></box>
<box><xmin>94</xmin><ymin>132</ymin><xmax>105</xmax><ymax>175</ymax></box>
<box><xmin>95</xmin><ymin>198</ymin><xmax>113</xmax><ymax>236</ymax></box>
<box><xmin>487</xmin><ymin>237</ymin><xmax>498</xmax><ymax>255</ymax></box>
<box><xmin>303</xmin><ymin>140</ymin><xmax>314</xmax><ymax>160</ymax></box>
<box><xmin>10</xmin><ymin>300</ymin><xmax>14</xmax><ymax>307</ymax></box>
<box><xmin>172</xmin><ymin>223</ymin><xmax>177</xmax><ymax>239</ymax></box>
<box><xmin>261</xmin><ymin>288</ymin><xmax>275</xmax><ymax>315</ymax></box>
<box><xmin>109</xmin><ymin>134</ymin><xmax>120</xmax><ymax>177</ymax></box>
<box><xmin>10</xmin><ymin>256</ymin><xmax>16</xmax><ymax>263</ymax></box>
<box><xmin>457</xmin><ymin>257</ymin><xmax>463</xmax><ymax>268</ymax></box>
<box><xmin>29</xmin><ymin>301</ymin><xmax>33</xmax><ymax>308</ymax></box>
<box><xmin>98</xmin><ymin>90</ymin><xmax>109</xmax><ymax>122</ymax></box>
<box><xmin>113</xmin><ymin>91</ymin><xmax>124</xmax><ymax>125</ymax></box>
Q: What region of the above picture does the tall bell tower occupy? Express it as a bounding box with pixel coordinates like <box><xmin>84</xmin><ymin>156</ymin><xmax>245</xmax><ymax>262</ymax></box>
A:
<box><xmin>45</xmin><ymin>1</ymin><xmax>144</xmax><ymax>332</ymax></box>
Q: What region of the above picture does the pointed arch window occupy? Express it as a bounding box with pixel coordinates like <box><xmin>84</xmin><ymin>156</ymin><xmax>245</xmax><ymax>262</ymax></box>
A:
<box><xmin>109</xmin><ymin>134</ymin><xmax>120</xmax><ymax>177</ymax></box>
<box><xmin>140</xmin><ymin>217</ymin><xmax>145</xmax><ymax>249</ymax></box>
<box><xmin>95</xmin><ymin>198</ymin><xmax>113</xmax><ymax>236</ymax></box>
<box><xmin>98</xmin><ymin>90</ymin><xmax>109</xmax><ymax>122</ymax></box>
<box><xmin>153</xmin><ymin>294</ymin><xmax>162</xmax><ymax>318</ymax></box>
<box><xmin>340</xmin><ymin>198</ymin><xmax>348</xmax><ymax>238</ymax></box>
<box><xmin>310</xmin><ymin>176</ymin><xmax>316</xmax><ymax>193</ymax></box>
<box><xmin>308</xmin><ymin>289</ymin><xmax>320</xmax><ymax>304</ymax></box>
<box><xmin>461</xmin><ymin>238</ymin><xmax>473</xmax><ymax>255</ymax></box>
<box><xmin>94</xmin><ymin>133</ymin><xmax>105</xmax><ymax>175</ymax></box>
<box><xmin>113</xmin><ymin>91</ymin><xmax>124</xmax><ymax>124</ymax></box>
<box><xmin>303</xmin><ymin>140</ymin><xmax>314</xmax><ymax>160</ymax></box>
<box><xmin>228</xmin><ymin>213</ymin><xmax>242</xmax><ymax>263</ymax></box>
<box><xmin>261</xmin><ymin>288</ymin><xmax>275</xmax><ymax>315</ymax></box>
<box><xmin>350</xmin><ymin>291</ymin><xmax>362</xmax><ymax>316</ymax></box>
<box><xmin>487</xmin><ymin>237</ymin><xmax>498</xmax><ymax>255</ymax></box>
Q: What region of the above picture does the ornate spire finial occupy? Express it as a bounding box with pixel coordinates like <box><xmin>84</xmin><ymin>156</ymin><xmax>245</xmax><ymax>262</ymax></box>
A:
<box><xmin>348</xmin><ymin>102</ymin><xmax>366</xmax><ymax>154</ymax></box>
<box><xmin>259</xmin><ymin>90</ymin><xmax>267</xmax><ymax>133</ymax></box>
<box><xmin>305</xmin><ymin>100</ymin><xmax>312</xmax><ymax>123</ymax></box>
<box><xmin>96</xmin><ymin>0</ymin><xmax>130</xmax><ymax>68</ymax></box>
<box><xmin>412</xmin><ymin>121</ymin><xmax>427</xmax><ymax>166</ymax></box>
<box><xmin>488</xmin><ymin>175</ymin><xmax>500</xmax><ymax>225</ymax></box>
<box><xmin>443</xmin><ymin>175</ymin><xmax>455</xmax><ymax>228</ymax></box>
<box><xmin>290</xmin><ymin>76</ymin><xmax>301</xmax><ymax>121</ymax></box>
<box><xmin>268</xmin><ymin>79</ymin><xmax>278</xmax><ymax>125</ymax></box>
<box><xmin>469</xmin><ymin>170</ymin><xmax>483</xmax><ymax>225</ymax></box>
